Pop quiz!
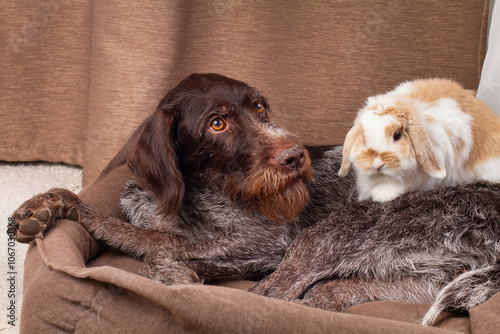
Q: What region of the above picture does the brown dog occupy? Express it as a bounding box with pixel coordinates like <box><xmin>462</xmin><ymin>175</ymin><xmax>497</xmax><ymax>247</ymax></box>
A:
<box><xmin>13</xmin><ymin>73</ymin><xmax>328</xmax><ymax>284</ymax></box>
<box><xmin>13</xmin><ymin>73</ymin><xmax>500</xmax><ymax>325</ymax></box>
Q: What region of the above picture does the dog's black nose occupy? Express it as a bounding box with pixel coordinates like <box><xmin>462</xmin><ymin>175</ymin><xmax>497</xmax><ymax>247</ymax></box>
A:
<box><xmin>275</xmin><ymin>145</ymin><xmax>305</xmax><ymax>170</ymax></box>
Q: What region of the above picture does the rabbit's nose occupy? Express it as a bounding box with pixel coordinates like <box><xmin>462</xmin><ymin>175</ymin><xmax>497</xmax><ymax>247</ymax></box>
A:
<box><xmin>372</xmin><ymin>157</ymin><xmax>385</xmax><ymax>172</ymax></box>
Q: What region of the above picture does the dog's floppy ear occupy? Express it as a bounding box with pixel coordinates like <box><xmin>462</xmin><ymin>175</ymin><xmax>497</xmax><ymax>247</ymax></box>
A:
<box><xmin>128</xmin><ymin>108</ymin><xmax>185</xmax><ymax>218</ymax></box>
<box><xmin>339</xmin><ymin>123</ymin><xmax>361</xmax><ymax>177</ymax></box>
<box><xmin>406</xmin><ymin>116</ymin><xmax>446</xmax><ymax>179</ymax></box>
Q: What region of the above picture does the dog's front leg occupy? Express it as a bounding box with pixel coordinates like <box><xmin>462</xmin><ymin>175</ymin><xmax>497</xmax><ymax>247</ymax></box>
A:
<box><xmin>142</xmin><ymin>250</ymin><xmax>202</xmax><ymax>285</ymax></box>
<box><xmin>142</xmin><ymin>232</ymin><xmax>290</xmax><ymax>284</ymax></box>
<box><xmin>12</xmin><ymin>188</ymin><xmax>185</xmax><ymax>258</ymax></box>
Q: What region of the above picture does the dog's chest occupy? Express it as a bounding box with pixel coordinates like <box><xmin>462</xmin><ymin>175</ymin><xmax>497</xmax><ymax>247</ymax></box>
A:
<box><xmin>180</xmin><ymin>188</ymin><xmax>277</xmax><ymax>231</ymax></box>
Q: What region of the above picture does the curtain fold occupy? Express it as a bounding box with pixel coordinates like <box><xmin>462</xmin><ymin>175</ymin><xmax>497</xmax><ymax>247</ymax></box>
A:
<box><xmin>0</xmin><ymin>1</ymin><xmax>92</xmax><ymax>166</ymax></box>
<box><xmin>0</xmin><ymin>0</ymin><xmax>489</xmax><ymax>185</ymax></box>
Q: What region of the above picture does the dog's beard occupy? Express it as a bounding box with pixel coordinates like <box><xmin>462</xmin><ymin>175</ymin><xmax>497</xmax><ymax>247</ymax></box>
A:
<box><xmin>256</xmin><ymin>181</ymin><xmax>310</xmax><ymax>223</ymax></box>
<box><xmin>226</xmin><ymin>165</ymin><xmax>312</xmax><ymax>223</ymax></box>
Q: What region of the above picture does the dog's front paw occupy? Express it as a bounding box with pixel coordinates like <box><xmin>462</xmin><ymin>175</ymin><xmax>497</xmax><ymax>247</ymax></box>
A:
<box><xmin>142</xmin><ymin>251</ymin><xmax>203</xmax><ymax>285</ymax></box>
<box><xmin>12</xmin><ymin>188</ymin><xmax>81</xmax><ymax>243</ymax></box>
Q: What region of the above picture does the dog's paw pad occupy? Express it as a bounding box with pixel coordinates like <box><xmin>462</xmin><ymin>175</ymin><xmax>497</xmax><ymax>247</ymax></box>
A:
<box><xmin>33</xmin><ymin>209</ymin><xmax>51</xmax><ymax>222</ymax></box>
<box><xmin>14</xmin><ymin>233</ymin><xmax>36</xmax><ymax>243</ymax></box>
<box><xmin>13</xmin><ymin>210</ymin><xmax>51</xmax><ymax>243</ymax></box>
<box><xmin>18</xmin><ymin>218</ymin><xmax>42</xmax><ymax>235</ymax></box>
<box><xmin>12</xmin><ymin>194</ymin><xmax>59</xmax><ymax>243</ymax></box>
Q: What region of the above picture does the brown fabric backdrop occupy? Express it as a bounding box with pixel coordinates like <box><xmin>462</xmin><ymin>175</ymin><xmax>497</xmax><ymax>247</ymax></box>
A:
<box><xmin>0</xmin><ymin>0</ymin><xmax>489</xmax><ymax>185</ymax></box>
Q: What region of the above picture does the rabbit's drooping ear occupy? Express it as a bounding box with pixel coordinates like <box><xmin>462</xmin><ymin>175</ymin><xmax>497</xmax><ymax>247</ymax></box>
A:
<box><xmin>339</xmin><ymin>123</ymin><xmax>362</xmax><ymax>177</ymax></box>
<box><xmin>407</xmin><ymin>117</ymin><xmax>446</xmax><ymax>179</ymax></box>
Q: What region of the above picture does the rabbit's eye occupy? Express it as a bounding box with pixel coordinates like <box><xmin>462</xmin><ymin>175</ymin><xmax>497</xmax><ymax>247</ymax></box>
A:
<box><xmin>393</xmin><ymin>131</ymin><xmax>402</xmax><ymax>142</ymax></box>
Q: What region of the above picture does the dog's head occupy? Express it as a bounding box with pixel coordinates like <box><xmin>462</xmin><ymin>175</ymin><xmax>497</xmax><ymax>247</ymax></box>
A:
<box><xmin>128</xmin><ymin>73</ymin><xmax>312</xmax><ymax>222</ymax></box>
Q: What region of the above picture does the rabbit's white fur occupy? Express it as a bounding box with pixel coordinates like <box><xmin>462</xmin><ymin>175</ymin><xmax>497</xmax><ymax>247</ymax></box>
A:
<box><xmin>339</xmin><ymin>78</ymin><xmax>500</xmax><ymax>202</ymax></box>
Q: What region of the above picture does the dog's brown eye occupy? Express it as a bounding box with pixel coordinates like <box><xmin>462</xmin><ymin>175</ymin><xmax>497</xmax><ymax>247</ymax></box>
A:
<box><xmin>256</xmin><ymin>103</ymin><xmax>265</xmax><ymax>114</ymax></box>
<box><xmin>393</xmin><ymin>131</ymin><xmax>402</xmax><ymax>142</ymax></box>
<box><xmin>210</xmin><ymin>117</ymin><xmax>226</xmax><ymax>132</ymax></box>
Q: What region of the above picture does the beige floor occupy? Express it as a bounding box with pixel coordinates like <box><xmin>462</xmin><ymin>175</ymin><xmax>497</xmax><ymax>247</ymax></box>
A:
<box><xmin>0</xmin><ymin>162</ymin><xmax>82</xmax><ymax>334</ymax></box>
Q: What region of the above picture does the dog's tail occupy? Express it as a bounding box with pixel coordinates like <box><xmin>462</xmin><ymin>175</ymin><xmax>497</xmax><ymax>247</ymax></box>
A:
<box><xmin>422</xmin><ymin>260</ymin><xmax>500</xmax><ymax>326</ymax></box>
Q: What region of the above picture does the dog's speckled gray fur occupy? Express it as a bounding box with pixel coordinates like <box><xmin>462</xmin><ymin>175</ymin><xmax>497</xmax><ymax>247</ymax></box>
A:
<box><xmin>249</xmin><ymin>176</ymin><xmax>500</xmax><ymax>325</ymax></box>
